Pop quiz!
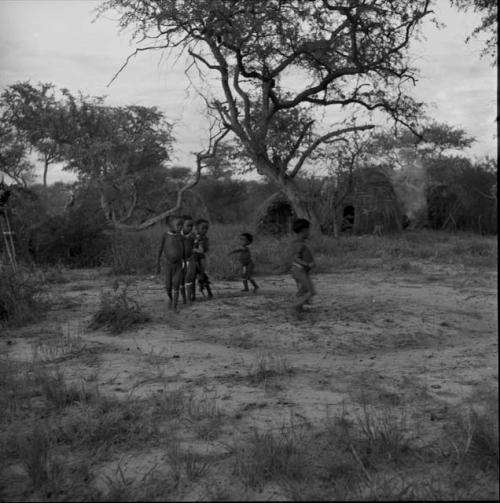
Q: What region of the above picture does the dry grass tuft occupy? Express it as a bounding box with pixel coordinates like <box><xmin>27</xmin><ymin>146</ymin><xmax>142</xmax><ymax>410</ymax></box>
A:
<box><xmin>89</xmin><ymin>281</ymin><xmax>150</xmax><ymax>334</ymax></box>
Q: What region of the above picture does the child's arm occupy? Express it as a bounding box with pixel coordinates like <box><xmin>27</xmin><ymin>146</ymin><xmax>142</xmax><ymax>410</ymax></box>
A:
<box><xmin>292</xmin><ymin>242</ymin><xmax>313</xmax><ymax>268</ymax></box>
<box><xmin>156</xmin><ymin>234</ymin><xmax>166</xmax><ymax>274</ymax></box>
<box><xmin>228</xmin><ymin>247</ymin><xmax>244</xmax><ymax>256</ymax></box>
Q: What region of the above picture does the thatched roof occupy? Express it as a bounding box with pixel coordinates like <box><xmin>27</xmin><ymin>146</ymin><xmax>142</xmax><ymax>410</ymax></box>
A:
<box><xmin>254</xmin><ymin>191</ymin><xmax>296</xmax><ymax>234</ymax></box>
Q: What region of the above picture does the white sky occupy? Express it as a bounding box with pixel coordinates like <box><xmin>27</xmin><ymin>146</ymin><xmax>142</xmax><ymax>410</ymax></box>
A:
<box><xmin>0</xmin><ymin>0</ymin><xmax>497</xmax><ymax>185</ymax></box>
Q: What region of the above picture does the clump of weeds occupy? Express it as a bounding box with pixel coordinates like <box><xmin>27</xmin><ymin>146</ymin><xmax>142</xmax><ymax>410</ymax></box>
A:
<box><xmin>89</xmin><ymin>280</ymin><xmax>150</xmax><ymax>334</ymax></box>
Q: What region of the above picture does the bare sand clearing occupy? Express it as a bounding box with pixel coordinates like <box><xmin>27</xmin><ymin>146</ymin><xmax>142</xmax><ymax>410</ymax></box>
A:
<box><xmin>2</xmin><ymin>262</ymin><xmax>498</xmax><ymax>499</ymax></box>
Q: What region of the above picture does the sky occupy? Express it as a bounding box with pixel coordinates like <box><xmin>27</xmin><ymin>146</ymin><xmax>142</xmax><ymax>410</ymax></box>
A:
<box><xmin>0</xmin><ymin>0</ymin><xmax>497</xmax><ymax>185</ymax></box>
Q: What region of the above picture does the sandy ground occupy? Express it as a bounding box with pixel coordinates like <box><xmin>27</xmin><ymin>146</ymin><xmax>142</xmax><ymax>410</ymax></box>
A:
<box><xmin>2</xmin><ymin>261</ymin><xmax>498</xmax><ymax>498</ymax></box>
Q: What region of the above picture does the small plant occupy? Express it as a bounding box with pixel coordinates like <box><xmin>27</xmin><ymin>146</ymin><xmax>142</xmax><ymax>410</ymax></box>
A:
<box><xmin>232</xmin><ymin>425</ymin><xmax>307</xmax><ymax>488</ymax></box>
<box><xmin>354</xmin><ymin>404</ymin><xmax>412</xmax><ymax>465</ymax></box>
<box><xmin>448</xmin><ymin>403</ymin><xmax>499</xmax><ymax>472</ymax></box>
<box><xmin>89</xmin><ymin>281</ymin><xmax>150</xmax><ymax>334</ymax></box>
<box><xmin>35</xmin><ymin>367</ymin><xmax>91</xmax><ymax>410</ymax></box>
<box><xmin>0</xmin><ymin>269</ymin><xmax>46</xmax><ymax>327</ymax></box>
<box><xmin>17</xmin><ymin>422</ymin><xmax>55</xmax><ymax>490</ymax></box>
<box><xmin>247</xmin><ymin>352</ymin><xmax>292</xmax><ymax>385</ymax></box>
<box><xmin>183</xmin><ymin>450</ymin><xmax>211</xmax><ymax>481</ymax></box>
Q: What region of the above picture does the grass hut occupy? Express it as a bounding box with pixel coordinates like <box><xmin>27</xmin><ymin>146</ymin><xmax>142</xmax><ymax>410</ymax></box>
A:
<box><xmin>341</xmin><ymin>167</ymin><xmax>402</xmax><ymax>234</ymax></box>
<box><xmin>255</xmin><ymin>192</ymin><xmax>296</xmax><ymax>235</ymax></box>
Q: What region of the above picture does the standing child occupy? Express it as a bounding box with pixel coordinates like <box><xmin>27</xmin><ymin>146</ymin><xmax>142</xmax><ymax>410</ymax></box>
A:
<box><xmin>228</xmin><ymin>232</ymin><xmax>259</xmax><ymax>292</ymax></box>
<box><xmin>290</xmin><ymin>218</ymin><xmax>315</xmax><ymax>311</ymax></box>
<box><xmin>180</xmin><ymin>214</ymin><xmax>196</xmax><ymax>303</ymax></box>
<box><xmin>157</xmin><ymin>215</ymin><xmax>184</xmax><ymax>311</ymax></box>
<box><xmin>193</xmin><ymin>218</ymin><xmax>213</xmax><ymax>299</ymax></box>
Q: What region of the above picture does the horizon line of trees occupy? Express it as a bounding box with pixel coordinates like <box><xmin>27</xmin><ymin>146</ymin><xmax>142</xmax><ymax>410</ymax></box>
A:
<box><xmin>0</xmin><ymin>78</ymin><xmax>497</xmax><ymax>268</ymax></box>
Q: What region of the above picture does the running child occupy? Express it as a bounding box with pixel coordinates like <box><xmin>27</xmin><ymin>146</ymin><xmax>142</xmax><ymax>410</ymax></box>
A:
<box><xmin>156</xmin><ymin>214</ymin><xmax>184</xmax><ymax>311</ymax></box>
<box><xmin>228</xmin><ymin>232</ymin><xmax>259</xmax><ymax>292</ymax></box>
<box><xmin>193</xmin><ymin>218</ymin><xmax>213</xmax><ymax>299</ymax></box>
<box><xmin>180</xmin><ymin>214</ymin><xmax>196</xmax><ymax>303</ymax></box>
<box><xmin>290</xmin><ymin>218</ymin><xmax>315</xmax><ymax>311</ymax></box>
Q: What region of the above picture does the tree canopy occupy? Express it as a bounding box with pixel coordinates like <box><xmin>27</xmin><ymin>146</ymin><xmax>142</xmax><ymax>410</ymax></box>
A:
<box><xmin>450</xmin><ymin>0</ymin><xmax>497</xmax><ymax>65</ymax></box>
<box><xmin>99</xmin><ymin>0</ymin><xmax>433</xmax><ymax>227</ymax></box>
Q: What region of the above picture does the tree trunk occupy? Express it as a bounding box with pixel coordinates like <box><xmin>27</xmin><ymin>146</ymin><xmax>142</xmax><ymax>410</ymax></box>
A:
<box><xmin>332</xmin><ymin>207</ymin><xmax>339</xmax><ymax>239</ymax></box>
<box><xmin>252</xmin><ymin>158</ymin><xmax>322</xmax><ymax>234</ymax></box>
<box><xmin>43</xmin><ymin>155</ymin><xmax>49</xmax><ymax>187</ymax></box>
<box><xmin>282</xmin><ymin>179</ymin><xmax>322</xmax><ymax>234</ymax></box>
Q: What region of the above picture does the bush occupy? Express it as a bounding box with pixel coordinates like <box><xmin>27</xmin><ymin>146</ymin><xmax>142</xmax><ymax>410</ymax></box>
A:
<box><xmin>88</xmin><ymin>281</ymin><xmax>150</xmax><ymax>334</ymax></box>
<box><xmin>0</xmin><ymin>268</ymin><xmax>45</xmax><ymax>327</ymax></box>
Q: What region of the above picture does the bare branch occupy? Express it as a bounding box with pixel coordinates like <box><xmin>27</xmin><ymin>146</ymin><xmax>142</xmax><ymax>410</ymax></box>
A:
<box><xmin>289</xmin><ymin>125</ymin><xmax>375</xmax><ymax>178</ymax></box>
<box><xmin>109</xmin><ymin>126</ymin><xmax>230</xmax><ymax>231</ymax></box>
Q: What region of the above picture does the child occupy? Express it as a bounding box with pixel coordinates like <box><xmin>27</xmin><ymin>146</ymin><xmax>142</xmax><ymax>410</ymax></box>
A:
<box><xmin>290</xmin><ymin>218</ymin><xmax>315</xmax><ymax>311</ymax></box>
<box><xmin>157</xmin><ymin>214</ymin><xmax>184</xmax><ymax>311</ymax></box>
<box><xmin>193</xmin><ymin>218</ymin><xmax>212</xmax><ymax>299</ymax></box>
<box><xmin>228</xmin><ymin>232</ymin><xmax>259</xmax><ymax>292</ymax></box>
<box><xmin>180</xmin><ymin>214</ymin><xmax>196</xmax><ymax>303</ymax></box>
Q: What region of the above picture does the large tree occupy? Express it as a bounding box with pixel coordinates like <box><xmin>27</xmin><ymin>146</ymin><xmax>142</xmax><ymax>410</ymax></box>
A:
<box><xmin>99</xmin><ymin>0</ymin><xmax>432</xmax><ymax>230</ymax></box>
<box><xmin>1</xmin><ymin>82</ymin><xmax>68</xmax><ymax>187</ymax></box>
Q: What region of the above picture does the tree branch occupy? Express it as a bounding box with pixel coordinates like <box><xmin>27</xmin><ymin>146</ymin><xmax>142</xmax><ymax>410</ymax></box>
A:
<box><xmin>289</xmin><ymin>125</ymin><xmax>375</xmax><ymax>178</ymax></box>
<box><xmin>109</xmin><ymin>126</ymin><xmax>230</xmax><ymax>231</ymax></box>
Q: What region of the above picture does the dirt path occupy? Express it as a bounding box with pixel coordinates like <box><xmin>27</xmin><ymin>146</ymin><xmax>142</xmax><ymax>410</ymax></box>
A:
<box><xmin>5</xmin><ymin>265</ymin><xmax>497</xmax><ymax>416</ymax></box>
<box><xmin>2</xmin><ymin>264</ymin><xmax>497</xmax><ymax>499</ymax></box>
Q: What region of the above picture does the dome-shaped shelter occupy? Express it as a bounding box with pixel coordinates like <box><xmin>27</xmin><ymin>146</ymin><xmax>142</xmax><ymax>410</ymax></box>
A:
<box><xmin>254</xmin><ymin>192</ymin><xmax>296</xmax><ymax>235</ymax></box>
<box><xmin>340</xmin><ymin>167</ymin><xmax>402</xmax><ymax>234</ymax></box>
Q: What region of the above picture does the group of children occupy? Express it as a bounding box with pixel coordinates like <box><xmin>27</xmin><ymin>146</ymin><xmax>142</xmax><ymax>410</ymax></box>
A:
<box><xmin>156</xmin><ymin>215</ymin><xmax>212</xmax><ymax>311</ymax></box>
<box><xmin>157</xmin><ymin>214</ymin><xmax>316</xmax><ymax>312</ymax></box>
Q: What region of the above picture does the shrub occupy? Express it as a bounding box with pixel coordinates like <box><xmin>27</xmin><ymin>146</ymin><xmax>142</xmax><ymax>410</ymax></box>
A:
<box><xmin>89</xmin><ymin>281</ymin><xmax>150</xmax><ymax>334</ymax></box>
<box><xmin>0</xmin><ymin>268</ymin><xmax>45</xmax><ymax>327</ymax></box>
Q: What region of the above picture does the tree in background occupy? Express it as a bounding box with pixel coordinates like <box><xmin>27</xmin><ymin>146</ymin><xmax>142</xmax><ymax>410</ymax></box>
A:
<box><xmin>0</xmin><ymin>119</ymin><xmax>35</xmax><ymax>187</ymax></box>
<box><xmin>55</xmin><ymin>90</ymin><xmax>177</xmax><ymax>227</ymax></box>
<box><xmin>99</xmin><ymin>0</ymin><xmax>432</xmax><ymax>231</ymax></box>
<box><xmin>364</xmin><ymin>121</ymin><xmax>496</xmax><ymax>233</ymax></box>
<box><xmin>450</xmin><ymin>0</ymin><xmax>498</xmax><ymax>65</ymax></box>
<box><xmin>1</xmin><ymin>82</ymin><xmax>68</xmax><ymax>187</ymax></box>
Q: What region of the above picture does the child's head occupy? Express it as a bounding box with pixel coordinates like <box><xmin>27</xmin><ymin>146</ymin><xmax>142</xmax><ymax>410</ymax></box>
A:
<box><xmin>182</xmin><ymin>215</ymin><xmax>194</xmax><ymax>234</ymax></box>
<box><xmin>292</xmin><ymin>218</ymin><xmax>310</xmax><ymax>238</ymax></box>
<box><xmin>195</xmin><ymin>218</ymin><xmax>209</xmax><ymax>236</ymax></box>
<box><xmin>167</xmin><ymin>214</ymin><xmax>184</xmax><ymax>233</ymax></box>
<box><xmin>240</xmin><ymin>232</ymin><xmax>253</xmax><ymax>246</ymax></box>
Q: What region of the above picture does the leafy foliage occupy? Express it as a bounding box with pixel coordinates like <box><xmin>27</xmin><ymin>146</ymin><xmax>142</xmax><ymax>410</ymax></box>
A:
<box><xmin>451</xmin><ymin>0</ymin><xmax>498</xmax><ymax>64</ymax></box>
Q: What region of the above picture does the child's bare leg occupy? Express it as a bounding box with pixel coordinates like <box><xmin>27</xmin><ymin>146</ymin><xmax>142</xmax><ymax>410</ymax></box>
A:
<box><xmin>205</xmin><ymin>278</ymin><xmax>213</xmax><ymax>299</ymax></box>
<box><xmin>172</xmin><ymin>290</ymin><xmax>180</xmax><ymax>311</ymax></box>
<box><xmin>291</xmin><ymin>267</ymin><xmax>314</xmax><ymax>310</ymax></box>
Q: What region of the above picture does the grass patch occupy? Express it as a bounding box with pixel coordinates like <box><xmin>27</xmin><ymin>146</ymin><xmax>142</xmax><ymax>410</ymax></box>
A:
<box><xmin>93</xmin><ymin>224</ymin><xmax>497</xmax><ymax>279</ymax></box>
<box><xmin>247</xmin><ymin>352</ymin><xmax>292</xmax><ymax>386</ymax></box>
<box><xmin>232</xmin><ymin>425</ymin><xmax>308</xmax><ymax>488</ymax></box>
<box><xmin>89</xmin><ymin>281</ymin><xmax>150</xmax><ymax>334</ymax></box>
<box><xmin>35</xmin><ymin>367</ymin><xmax>92</xmax><ymax>411</ymax></box>
<box><xmin>446</xmin><ymin>402</ymin><xmax>499</xmax><ymax>473</ymax></box>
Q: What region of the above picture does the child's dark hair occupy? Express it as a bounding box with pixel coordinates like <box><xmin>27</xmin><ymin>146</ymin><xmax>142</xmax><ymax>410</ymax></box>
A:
<box><xmin>182</xmin><ymin>214</ymin><xmax>193</xmax><ymax>222</ymax></box>
<box><xmin>195</xmin><ymin>218</ymin><xmax>209</xmax><ymax>226</ymax></box>
<box><xmin>241</xmin><ymin>232</ymin><xmax>253</xmax><ymax>244</ymax></box>
<box><xmin>166</xmin><ymin>214</ymin><xmax>183</xmax><ymax>224</ymax></box>
<box><xmin>292</xmin><ymin>218</ymin><xmax>310</xmax><ymax>233</ymax></box>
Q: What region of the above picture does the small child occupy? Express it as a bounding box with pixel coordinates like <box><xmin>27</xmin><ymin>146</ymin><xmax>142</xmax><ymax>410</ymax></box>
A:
<box><xmin>193</xmin><ymin>218</ymin><xmax>213</xmax><ymax>299</ymax></box>
<box><xmin>180</xmin><ymin>214</ymin><xmax>196</xmax><ymax>303</ymax></box>
<box><xmin>290</xmin><ymin>218</ymin><xmax>315</xmax><ymax>311</ymax></box>
<box><xmin>228</xmin><ymin>232</ymin><xmax>259</xmax><ymax>292</ymax></box>
<box><xmin>157</xmin><ymin>214</ymin><xmax>184</xmax><ymax>311</ymax></box>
